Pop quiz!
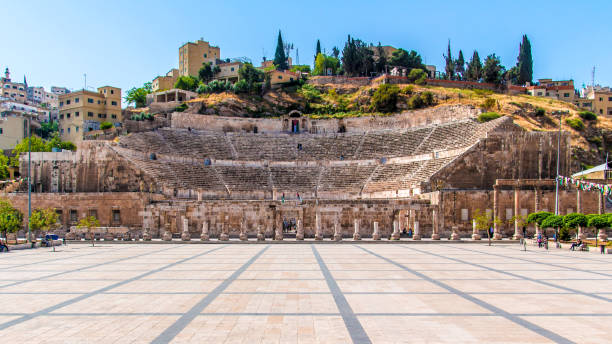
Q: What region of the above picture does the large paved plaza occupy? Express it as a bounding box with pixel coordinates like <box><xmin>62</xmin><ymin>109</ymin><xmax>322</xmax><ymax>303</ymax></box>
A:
<box><xmin>0</xmin><ymin>243</ymin><xmax>610</xmax><ymax>343</ymax></box>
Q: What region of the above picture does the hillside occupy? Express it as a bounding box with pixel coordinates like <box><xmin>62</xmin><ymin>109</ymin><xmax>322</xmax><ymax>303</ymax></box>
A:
<box><xmin>175</xmin><ymin>79</ymin><xmax>609</xmax><ymax>170</ymax></box>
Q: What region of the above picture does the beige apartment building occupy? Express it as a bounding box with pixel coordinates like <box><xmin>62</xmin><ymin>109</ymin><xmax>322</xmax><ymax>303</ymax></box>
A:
<box><xmin>526</xmin><ymin>79</ymin><xmax>575</xmax><ymax>102</ymax></box>
<box><xmin>58</xmin><ymin>86</ymin><xmax>121</xmax><ymax>142</ymax></box>
<box><xmin>152</xmin><ymin>69</ymin><xmax>179</xmax><ymax>92</ymax></box>
<box><xmin>1</xmin><ymin>68</ymin><xmax>27</xmax><ymax>103</ymax></box>
<box><xmin>179</xmin><ymin>39</ymin><xmax>220</xmax><ymax>77</ymax></box>
<box><xmin>216</xmin><ymin>62</ymin><xmax>242</xmax><ymax>83</ymax></box>
<box><xmin>582</xmin><ymin>86</ymin><xmax>612</xmax><ymax>116</ymax></box>
<box><xmin>0</xmin><ymin>101</ymin><xmax>41</xmax><ymax>150</ymax></box>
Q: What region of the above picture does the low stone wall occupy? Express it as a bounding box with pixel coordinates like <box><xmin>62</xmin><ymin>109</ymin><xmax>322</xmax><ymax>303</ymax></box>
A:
<box><xmin>307</xmin><ymin>76</ymin><xmax>372</xmax><ymax>87</ymax></box>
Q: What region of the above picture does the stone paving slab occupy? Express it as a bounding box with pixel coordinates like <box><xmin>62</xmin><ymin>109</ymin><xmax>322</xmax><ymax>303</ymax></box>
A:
<box><xmin>0</xmin><ymin>243</ymin><xmax>610</xmax><ymax>343</ymax></box>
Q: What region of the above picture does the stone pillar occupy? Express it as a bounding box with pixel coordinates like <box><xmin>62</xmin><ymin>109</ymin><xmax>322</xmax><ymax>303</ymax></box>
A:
<box><xmin>471</xmin><ymin>219</ymin><xmax>481</xmax><ymax>240</ymax></box>
<box><xmin>315</xmin><ymin>212</ymin><xmax>323</xmax><ymax>240</ymax></box>
<box><xmin>431</xmin><ymin>209</ymin><xmax>440</xmax><ymax>240</ymax></box>
<box><xmin>534</xmin><ymin>187</ymin><xmax>542</xmax><ymax>239</ymax></box>
<box><xmin>598</xmin><ymin>193</ymin><xmax>604</xmax><ymax>215</ymax></box>
<box><xmin>275</xmin><ymin>227</ymin><xmax>283</xmax><ymax>241</ymax></box>
<box><xmin>219</xmin><ymin>223</ymin><xmax>229</xmax><ymax>241</ymax></box>
<box><xmin>450</xmin><ymin>226</ymin><xmax>460</xmax><ymax>240</ymax></box>
<box><xmin>333</xmin><ymin>218</ymin><xmax>342</xmax><ymax>241</ymax></box>
<box><xmin>372</xmin><ymin>221</ymin><xmax>380</xmax><ymax>240</ymax></box>
<box><xmin>239</xmin><ymin>218</ymin><xmax>247</xmax><ymax>241</ymax></box>
<box><xmin>391</xmin><ymin>220</ymin><xmax>400</xmax><ymax>240</ymax></box>
<box><xmin>257</xmin><ymin>225</ymin><xmax>265</xmax><ymax>241</ymax></box>
<box><xmin>413</xmin><ymin>220</ymin><xmax>421</xmax><ymax>240</ymax></box>
<box><xmin>201</xmin><ymin>221</ymin><xmax>209</xmax><ymax>241</ymax></box>
<box><xmin>353</xmin><ymin>219</ymin><xmax>361</xmax><ymax>240</ymax></box>
<box><xmin>296</xmin><ymin>219</ymin><xmax>304</xmax><ymax>240</ymax></box>
<box><xmin>493</xmin><ymin>185</ymin><xmax>502</xmax><ymax>240</ymax></box>
<box><xmin>512</xmin><ymin>187</ymin><xmax>522</xmax><ymax>240</ymax></box>
<box><xmin>181</xmin><ymin>217</ymin><xmax>191</xmax><ymax>241</ymax></box>
<box><xmin>576</xmin><ymin>189</ymin><xmax>586</xmax><ymax>239</ymax></box>
<box><xmin>162</xmin><ymin>223</ymin><xmax>172</xmax><ymax>241</ymax></box>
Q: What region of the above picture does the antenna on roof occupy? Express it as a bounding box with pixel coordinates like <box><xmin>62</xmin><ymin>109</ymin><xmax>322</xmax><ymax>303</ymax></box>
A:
<box><xmin>592</xmin><ymin>66</ymin><xmax>596</xmax><ymax>88</ymax></box>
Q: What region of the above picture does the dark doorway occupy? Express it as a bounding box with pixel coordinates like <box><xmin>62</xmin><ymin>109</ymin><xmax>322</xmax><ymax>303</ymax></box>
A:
<box><xmin>291</xmin><ymin>120</ymin><xmax>299</xmax><ymax>133</ymax></box>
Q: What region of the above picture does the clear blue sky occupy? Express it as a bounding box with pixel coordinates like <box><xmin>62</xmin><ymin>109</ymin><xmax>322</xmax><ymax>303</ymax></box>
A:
<box><xmin>2</xmin><ymin>0</ymin><xmax>611</xmax><ymax>100</ymax></box>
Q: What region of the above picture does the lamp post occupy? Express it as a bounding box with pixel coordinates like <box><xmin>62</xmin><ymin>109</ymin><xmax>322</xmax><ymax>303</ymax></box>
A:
<box><xmin>552</xmin><ymin>111</ymin><xmax>568</xmax><ymax>247</ymax></box>
<box><xmin>27</xmin><ymin>115</ymin><xmax>32</xmax><ymax>244</ymax></box>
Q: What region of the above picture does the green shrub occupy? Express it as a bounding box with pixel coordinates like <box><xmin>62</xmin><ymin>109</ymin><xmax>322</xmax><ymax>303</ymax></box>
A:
<box><xmin>477</xmin><ymin>112</ymin><xmax>502</xmax><ymax>123</ymax></box>
<box><xmin>578</xmin><ymin>111</ymin><xmax>597</xmax><ymax>121</ymax></box>
<box><xmin>481</xmin><ymin>98</ymin><xmax>497</xmax><ymax>111</ymax></box>
<box><xmin>408</xmin><ymin>69</ymin><xmax>427</xmax><ymax>85</ymax></box>
<box><xmin>541</xmin><ymin>215</ymin><xmax>563</xmax><ymax>229</ymax></box>
<box><xmin>421</xmin><ymin>92</ymin><xmax>434</xmax><ymax>106</ymax></box>
<box><xmin>473</xmin><ymin>89</ymin><xmax>494</xmax><ymax>96</ymax></box>
<box><xmin>371</xmin><ymin>84</ymin><xmax>400</xmax><ymax>112</ymax></box>
<box><xmin>408</xmin><ymin>94</ymin><xmax>424</xmax><ymax>109</ymax></box>
<box><xmin>526</xmin><ymin>211</ymin><xmax>554</xmax><ymax>226</ymax></box>
<box><xmin>535</xmin><ymin>107</ymin><xmax>546</xmax><ymax>116</ymax></box>
<box><xmin>401</xmin><ymin>85</ymin><xmax>415</xmax><ymax>95</ymax></box>
<box><xmin>558</xmin><ymin>227</ymin><xmax>572</xmax><ymax>241</ymax></box>
<box><xmin>233</xmin><ymin>80</ymin><xmax>249</xmax><ymax>94</ymax></box>
<box><xmin>100</xmin><ymin>122</ymin><xmax>113</xmax><ymax>130</ymax></box>
<box><xmin>565</xmin><ymin>118</ymin><xmax>584</xmax><ymax>131</ymax></box>
<box><xmin>175</xmin><ymin>103</ymin><xmax>188</xmax><ymax>112</ymax></box>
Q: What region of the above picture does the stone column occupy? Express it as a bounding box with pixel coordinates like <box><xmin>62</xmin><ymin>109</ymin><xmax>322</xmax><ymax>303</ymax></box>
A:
<box><xmin>372</xmin><ymin>221</ymin><xmax>380</xmax><ymax>240</ymax></box>
<box><xmin>431</xmin><ymin>209</ymin><xmax>440</xmax><ymax>240</ymax></box>
<box><xmin>353</xmin><ymin>219</ymin><xmax>361</xmax><ymax>240</ymax></box>
<box><xmin>598</xmin><ymin>192</ymin><xmax>604</xmax><ymax>215</ymax></box>
<box><xmin>239</xmin><ymin>218</ymin><xmax>247</xmax><ymax>241</ymax></box>
<box><xmin>512</xmin><ymin>187</ymin><xmax>522</xmax><ymax>240</ymax></box>
<box><xmin>257</xmin><ymin>225</ymin><xmax>265</xmax><ymax>241</ymax></box>
<box><xmin>296</xmin><ymin>219</ymin><xmax>304</xmax><ymax>240</ymax></box>
<box><xmin>181</xmin><ymin>217</ymin><xmax>191</xmax><ymax>241</ymax></box>
<box><xmin>219</xmin><ymin>223</ymin><xmax>229</xmax><ymax>241</ymax></box>
<box><xmin>472</xmin><ymin>219</ymin><xmax>481</xmax><ymax>240</ymax></box>
<box><xmin>200</xmin><ymin>221</ymin><xmax>209</xmax><ymax>241</ymax></box>
<box><xmin>576</xmin><ymin>189</ymin><xmax>586</xmax><ymax>239</ymax></box>
<box><xmin>315</xmin><ymin>212</ymin><xmax>323</xmax><ymax>240</ymax></box>
<box><xmin>534</xmin><ymin>187</ymin><xmax>542</xmax><ymax>239</ymax></box>
<box><xmin>333</xmin><ymin>218</ymin><xmax>342</xmax><ymax>241</ymax></box>
<box><xmin>493</xmin><ymin>185</ymin><xmax>502</xmax><ymax>240</ymax></box>
<box><xmin>391</xmin><ymin>220</ymin><xmax>400</xmax><ymax>240</ymax></box>
<box><xmin>162</xmin><ymin>223</ymin><xmax>172</xmax><ymax>241</ymax></box>
<box><xmin>413</xmin><ymin>220</ymin><xmax>421</xmax><ymax>240</ymax></box>
<box><xmin>451</xmin><ymin>226</ymin><xmax>460</xmax><ymax>240</ymax></box>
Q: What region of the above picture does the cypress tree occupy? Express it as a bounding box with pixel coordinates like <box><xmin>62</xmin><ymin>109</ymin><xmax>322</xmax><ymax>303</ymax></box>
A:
<box><xmin>466</xmin><ymin>50</ymin><xmax>482</xmax><ymax>81</ymax></box>
<box><xmin>443</xmin><ymin>40</ymin><xmax>454</xmax><ymax>80</ymax></box>
<box><xmin>274</xmin><ymin>30</ymin><xmax>288</xmax><ymax>70</ymax></box>
<box><xmin>517</xmin><ymin>35</ymin><xmax>533</xmax><ymax>85</ymax></box>
<box><xmin>315</xmin><ymin>40</ymin><xmax>321</xmax><ymax>63</ymax></box>
<box><xmin>456</xmin><ymin>50</ymin><xmax>465</xmax><ymax>80</ymax></box>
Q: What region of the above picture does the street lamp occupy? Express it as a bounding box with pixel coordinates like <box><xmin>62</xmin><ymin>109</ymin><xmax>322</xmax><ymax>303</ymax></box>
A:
<box><xmin>552</xmin><ymin>110</ymin><xmax>568</xmax><ymax>247</ymax></box>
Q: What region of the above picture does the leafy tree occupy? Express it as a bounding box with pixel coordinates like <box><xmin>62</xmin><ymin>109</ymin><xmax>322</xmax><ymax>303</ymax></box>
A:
<box><xmin>0</xmin><ymin>153</ymin><xmax>9</xmax><ymax>180</ymax></box>
<box><xmin>466</xmin><ymin>50</ymin><xmax>483</xmax><ymax>81</ymax></box>
<box><xmin>47</xmin><ymin>134</ymin><xmax>76</xmax><ymax>151</ymax></box>
<box><xmin>341</xmin><ymin>35</ymin><xmax>375</xmax><ymax>77</ymax></box>
<box><xmin>274</xmin><ymin>30</ymin><xmax>288</xmax><ymax>70</ymax></box>
<box><xmin>541</xmin><ymin>214</ymin><xmax>563</xmax><ymax>230</ymax></box>
<box><xmin>516</xmin><ymin>35</ymin><xmax>533</xmax><ymax>85</ymax></box>
<box><xmin>526</xmin><ymin>211</ymin><xmax>554</xmax><ymax>226</ymax></box>
<box><xmin>198</xmin><ymin>62</ymin><xmax>216</xmax><ymax>83</ymax></box>
<box><xmin>313</xmin><ymin>54</ymin><xmax>340</xmax><ymax>76</ymax></box>
<box><xmin>331</xmin><ymin>46</ymin><xmax>340</xmax><ymax>59</ymax></box>
<box><xmin>587</xmin><ymin>214</ymin><xmax>609</xmax><ymax>229</ymax></box>
<box><xmin>77</xmin><ymin>215</ymin><xmax>100</xmax><ymax>247</ymax></box>
<box><xmin>388</xmin><ymin>49</ymin><xmax>424</xmax><ymax>71</ymax></box>
<box><xmin>370</xmin><ymin>84</ymin><xmax>399</xmax><ymax>112</ymax></box>
<box><xmin>29</xmin><ymin>208</ymin><xmax>58</xmax><ymax>238</ymax></box>
<box><xmin>482</xmin><ymin>54</ymin><xmax>505</xmax><ymax>84</ymax></box>
<box><xmin>10</xmin><ymin>135</ymin><xmax>76</xmax><ymax>167</ymax></box>
<box><xmin>290</xmin><ymin>65</ymin><xmax>311</xmax><ymax>73</ymax></box>
<box><xmin>455</xmin><ymin>50</ymin><xmax>465</xmax><ymax>80</ymax></box>
<box><xmin>238</xmin><ymin>63</ymin><xmax>264</xmax><ymax>93</ymax></box>
<box><xmin>506</xmin><ymin>66</ymin><xmax>520</xmax><ymax>85</ymax></box>
<box><xmin>100</xmin><ymin>122</ymin><xmax>113</xmax><ymax>130</ymax></box>
<box><xmin>315</xmin><ymin>39</ymin><xmax>321</xmax><ymax>64</ymax></box>
<box><xmin>125</xmin><ymin>82</ymin><xmax>152</xmax><ymax>108</ymax></box>
<box><xmin>38</xmin><ymin>121</ymin><xmax>59</xmax><ymax>139</ymax></box>
<box><xmin>443</xmin><ymin>40</ymin><xmax>454</xmax><ymax>80</ymax></box>
<box><xmin>374</xmin><ymin>42</ymin><xmax>387</xmax><ymax>74</ymax></box>
<box><xmin>408</xmin><ymin>69</ymin><xmax>427</xmax><ymax>84</ymax></box>
<box><xmin>174</xmin><ymin>76</ymin><xmax>198</xmax><ymax>92</ymax></box>
<box><xmin>563</xmin><ymin>213</ymin><xmax>587</xmax><ymax>240</ymax></box>
<box><xmin>0</xmin><ymin>199</ymin><xmax>23</xmax><ymax>242</ymax></box>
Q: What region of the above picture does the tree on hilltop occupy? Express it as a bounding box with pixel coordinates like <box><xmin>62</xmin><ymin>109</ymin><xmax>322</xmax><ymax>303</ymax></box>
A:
<box><xmin>274</xmin><ymin>30</ymin><xmax>288</xmax><ymax>70</ymax></box>
<box><xmin>341</xmin><ymin>35</ymin><xmax>374</xmax><ymax>77</ymax></box>
<box><xmin>516</xmin><ymin>34</ymin><xmax>533</xmax><ymax>85</ymax></box>
<box><xmin>174</xmin><ymin>76</ymin><xmax>198</xmax><ymax>92</ymax></box>
<box><xmin>482</xmin><ymin>54</ymin><xmax>505</xmax><ymax>85</ymax></box>
<box><xmin>443</xmin><ymin>40</ymin><xmax>454</xmax><ymax>80</ymax></box>
<box><xmin>125</xmin><ymin>82</ymin><xmax>152</xmax><ymax>108</ymax></box>
<box><xmin>198</xmin><ymin>62</ymin><xmax>220</xmax><ymax>84</ymax></box>
<box><xmin>466</xmin><ymin>50</ymin><xmax>482</xmax><ymax>81</ymax></box>
<box><xmin>315</xmin><ymin>39</ymin><xmax>321</xmax><ymax>64</ymax></box>
<box><xmin>455</xmin><ymin>50</ymin><xmax>465</xmax><ymax>80</ymax></box>
<box><xmin>388</xmin><ymin>49</ymin><xmax>425</xmax><ymax>71</ymax></box>
<box><xmin>331</xmin><ymin>46</ymin><xmax>340</xmax><ymax>59</ymax></box>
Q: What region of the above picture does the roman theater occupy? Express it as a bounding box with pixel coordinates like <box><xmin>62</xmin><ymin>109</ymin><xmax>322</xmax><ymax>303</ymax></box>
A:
<box><xmin>8</xmin><ymin>104</ymin><xmax>601</xmax><ymax>241</ymax></box>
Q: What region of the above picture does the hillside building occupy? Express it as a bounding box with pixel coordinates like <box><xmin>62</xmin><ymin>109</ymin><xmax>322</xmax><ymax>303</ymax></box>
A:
<box><xmin>179</xmin><ymin>39</ymin><xmax>220</xmax><ymax>77</ymax></box>
<box><xmin>578</xmin><ymin>86</ymin><xmax>612</xmax><ymax>116</ymax></box>
<box><xmin>152</xmin><ymin>69</ymin><xmax>179</xmax><ymax>92</ymax></box>
<box><xmin>526</xmin><ymin>79</ymin><xmax>575</xmax><ymax>102</ymax></box>
<box><xmin>0</xmin><ymin>68</ymin><xmax>27</xmax><ymax>103</ymax></box>
<box><xmin>58</xmin><ymin>86</ymin><xmax>121</xmax><ymax>143</ymax></box>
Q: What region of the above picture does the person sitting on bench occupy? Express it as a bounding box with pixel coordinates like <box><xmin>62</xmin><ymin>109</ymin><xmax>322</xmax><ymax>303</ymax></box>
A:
<box><xmin>570</xmin><ymin>239</ymin><xmax>583</xmax><ymax>251</ymax></box>
<box><xmin>0</xmin><ymin>239</ymin><xmax>9</xmax><ymax>252</ymax></box>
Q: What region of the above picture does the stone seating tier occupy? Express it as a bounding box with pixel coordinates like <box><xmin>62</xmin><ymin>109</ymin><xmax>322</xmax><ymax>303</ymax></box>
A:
<box><xmin>118</xmin><ymin>117</ymin><xmax>507</xmax><ymax>162</ymax></box>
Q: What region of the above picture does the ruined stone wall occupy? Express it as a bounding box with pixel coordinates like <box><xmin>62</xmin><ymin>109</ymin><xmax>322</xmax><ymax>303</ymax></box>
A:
<box><xmin>171</xmin><ymin>105</ymin><xmax>480</xmax><ymax>134</ymax></box>
<box><xmin>429</xmin><ymin>130</ymin><xmax>572</xmax><ymax>190</ymax></box>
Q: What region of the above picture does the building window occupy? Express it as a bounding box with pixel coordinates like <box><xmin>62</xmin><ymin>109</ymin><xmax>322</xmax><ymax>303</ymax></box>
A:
<box><xmin>537</xmin><ymin>92</ymin><xmax>543</xmax><ymax>96</ymax></box>
<box><xmin>0</xmin><ymin>128</ymin><xmax>3</xmax><ymax>135</ymax></box>
<box><xmin>231</xmin><ymin>67</ymin><xmax>234</xmax><ymax>72</ymax></box>
<box><xmin>564</xmin><ymin>93</ymin><xmax>570</xmax><ymax>97</ymax></box>
<box><xmin>110</xmin><ymin>90</ymin><xmax>114</xmax><ymax>94</ymax></box>
<box><xmin>69</xmin><ymin>209</ymin><xmax>78</xmax><ymax>223</ymax></box>
<box><xmin>111</xmin><ymin>114</ymin><xmax>117</xmax><ymax>119</ymax></box>
<box><xmin>66</xmin><ymin>100</ymin><xmax>70</xmax><ymax>105</ymax></box>
<box><xmin>59</xmin><ymin>114</ymin><xmax>64</xmax><ymax>119</ymax></box>
<box><xmin>97</xmin><ymin>100</ymin><xmax>101</xmax><ymax>104</ymax></box>
<box><xmin>66</xmin><ymin>113</ymin><xmax>70</xmax><ymax>118</ymax></box>
<box><xmin>111</xmin><ymin>101</ymin><xmax>117</xmax><ymax>106</ymax></box>
<box><xmin>600</xmin><ymin>109</ymin><xmax>603</xmax><ymax>114</ymax></box>
<box><xmin>609</xmin><ymin>97</ymin><xmax>612</xmax><ymax>101</ymax></box>
<box><xmin>112</xmin><ymin>209</ymin><xmax>121</xmax><ymax>223</ymax></box>
<box><xmin>88</xmin><ymin>112</ymin><xmax>93</xmax><ymax>117</ymax></box>
<box><xmin>59</xmin><ymin>101</ymin><xmax>63</xmax><ymax>107</ymax></box>
<box><xmin>75</xmin><ymin>97</ymin><xmax>79</xmax><ymax>103</ymax></box>
<box><xmin>98</xmin><ymin>114</ymin><xmax>102</xmax><ymax>118</ymax></box>
<box><xmin>88</xmin><ymin>98</ymin><xmax>93</xmax><ymax>103</ymax></box>
<box><xmin>76</xmin><ymin>126</ymin><xmax>79</xmax><ymax>132</ymax></box>
<box><xmin>60</xmin><ymin>129</ymin><xmax>64</xmax><ymax>134</ymax></box>
<box><xmin>75</xmin><ymin>112</ymin><xmax>79</xmax><ymax>117</ymax></box>
<box><xmin>460</xmin><ymin>209</ymin><xmax>468</xmax><ymax>221</ymax></box>
<box><xmin>55</xmin><ymin>209</ymin><xmax>63</xmax><ymax>223</ymax></box>
<box><xmin>67</xmin><ymin>128</ymin><xmax>70</xmax><ymax>133</ymax></box>
<box><xmin>203</xmin><ymin>53</ymin><xmax>207</xmax><ymax>58</ymax></box>
<box><xmin>88</xmin><ymin>209</ymin><xmax>98</xmax><ymax>219</ymax></box>
<box><xmin>600</xmin><ymin>98</ymin><xmax>603</xmax><ymax>101</ymax></box>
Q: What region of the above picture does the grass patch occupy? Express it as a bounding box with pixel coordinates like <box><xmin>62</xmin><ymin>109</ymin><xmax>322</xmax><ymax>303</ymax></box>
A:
<box><xmin>478</xmin><ymin>112</ymin><xmax>502</xmax><ymax>123</ymax></box>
